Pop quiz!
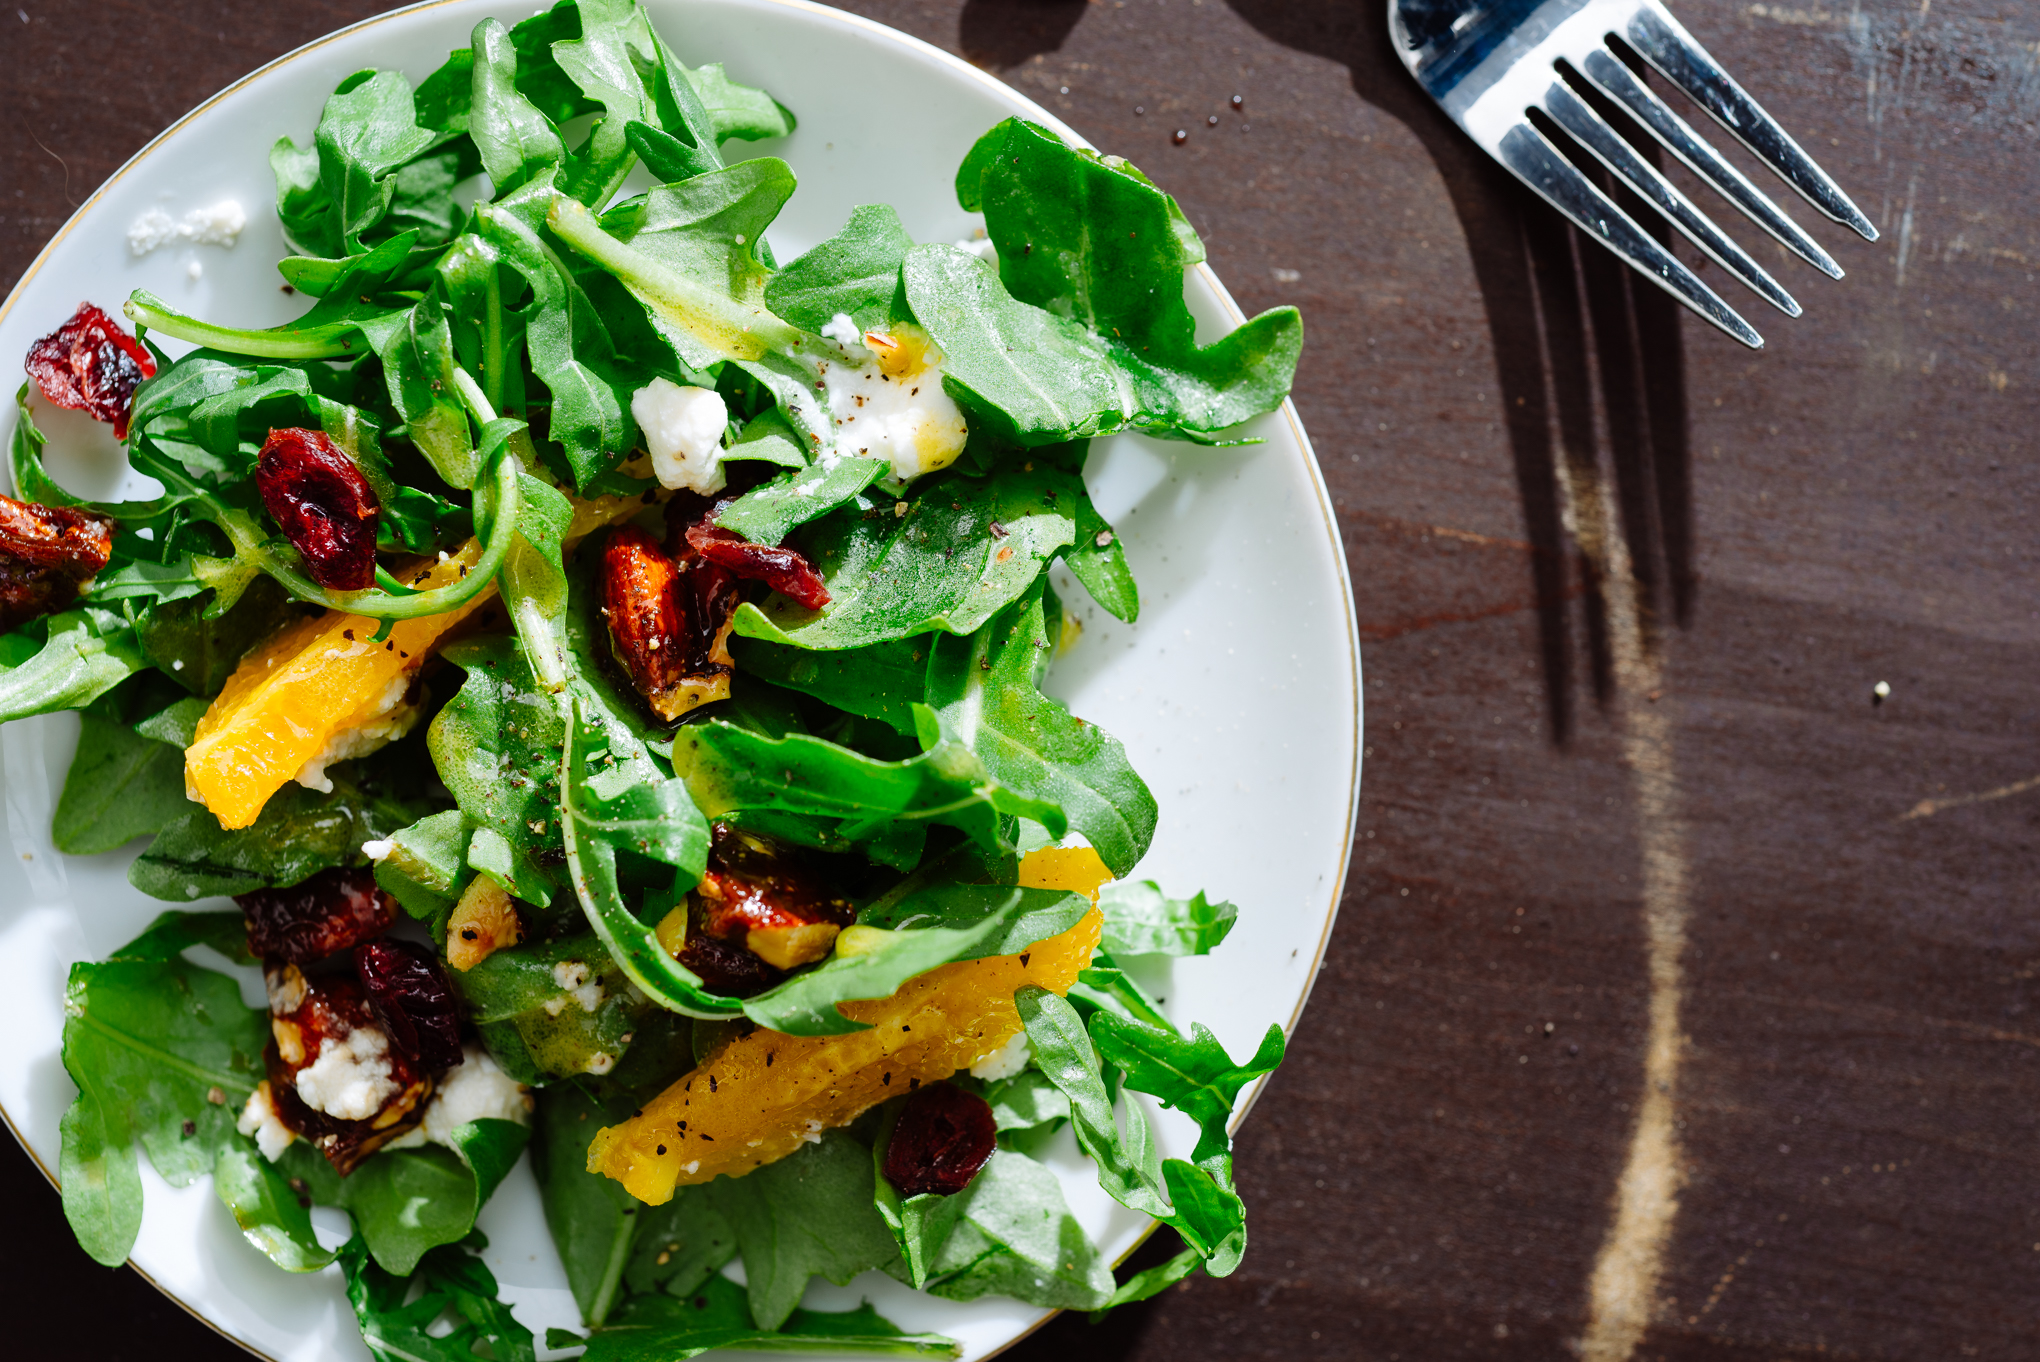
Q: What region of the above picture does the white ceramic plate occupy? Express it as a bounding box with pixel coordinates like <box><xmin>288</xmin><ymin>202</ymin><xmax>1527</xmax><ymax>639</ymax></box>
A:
<box><xmin>0</xmin><ymin>1</ymin><xmax>1361</xmax><ymax>1357</ymax></box>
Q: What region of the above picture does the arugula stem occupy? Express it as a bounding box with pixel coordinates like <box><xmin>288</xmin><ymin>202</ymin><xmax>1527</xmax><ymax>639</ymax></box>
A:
<box><xmin>481</xmin><ymin>263</ymin><xmax>507</xmax><ymax>414</ymax></box>
<box><xmin>124</xmin><ymin>291</ymin><xmax>364</xmax><ymax>360</ymax></box>
<box><xmin>546</xmin><ymin>196</ymin><xmax>805</xmax><ymax>363</ymax></box>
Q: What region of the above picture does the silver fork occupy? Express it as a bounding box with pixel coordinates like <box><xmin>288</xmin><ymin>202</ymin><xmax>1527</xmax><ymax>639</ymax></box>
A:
<box><xmin>1390</xmin><ymin>0</ymin><xmax>1877</xmax><ymax>348</ymax></box>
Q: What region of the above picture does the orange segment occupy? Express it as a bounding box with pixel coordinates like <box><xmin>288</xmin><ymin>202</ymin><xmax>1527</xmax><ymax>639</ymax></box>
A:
<box><xmin>185</xmin><ymin>489</ymin><xmax>661</xmax><ymax>831</ymax></box>
<box><xmin>587</xmin><ymin>846</ymin><xmax>1111</xmax><ymax>1204</ymax></box>
<box><xmin>185</xmin><ymin>542</ymin><xmax>495</xmax><ymax>830</ymax></box>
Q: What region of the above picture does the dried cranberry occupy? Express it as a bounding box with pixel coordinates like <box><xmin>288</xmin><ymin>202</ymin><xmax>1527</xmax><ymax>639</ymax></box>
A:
<box><xmin>685</xmin><ymin>521</ymin><xmax>831</xmax><ymax>610</ymax></box>
<box><xmin>255</xmin><ymin>428</ymin><xmax>380</xmax><ymax>591</ymax></box>
<box><xmin>238</xmin><ymin>866</ymin><xmax>395</xmax><ymax>964</ymax></box>
<box><xmin>355</xmin><ymin>938</ymin><xmax>465</xmax><ymax>1072</ymax></box>
<box><xmin>24</xmin><ymin>303</ymin><xmax>156</xmax><ymax>439</ymax></box>
<box><xmin>674</xmin><ymin>915</ymin><xmax>786</xmax><ymax>998</ymax></box>
<box><xmin>882</xmin><ymin>1082</ymin><xmax>997</xmax><ymax>1197</ymax></box>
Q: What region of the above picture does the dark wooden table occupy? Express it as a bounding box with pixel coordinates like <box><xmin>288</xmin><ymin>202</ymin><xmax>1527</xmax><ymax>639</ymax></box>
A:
<box><xmin>6</xmin><ymin>0</ymin><xmax>2036</xmax><ymax>1357</ymax></box>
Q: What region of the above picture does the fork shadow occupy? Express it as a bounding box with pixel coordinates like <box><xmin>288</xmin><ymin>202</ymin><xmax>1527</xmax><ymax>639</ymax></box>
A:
<box><xmin>1227</xmin><ymin>0</ymin><xmax>1698</xmax><ymax>738</ymax></box>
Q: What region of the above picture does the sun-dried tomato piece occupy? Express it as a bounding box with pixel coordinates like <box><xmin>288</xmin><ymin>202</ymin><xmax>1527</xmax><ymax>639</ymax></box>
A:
<box><xmin>24</xmin><ymin>303</ymin><xmax>156</xmax><ymax>439</ymax></box>
<box><xmin>0</xmin><ymin>494</ymin><xmax>114</xmax><ymax>574</ymax></box>
<box><xmin>882</xmin><ymin>1081</ymin><xmax>998</xmax><ymax>1197</ymax></box>
<box><xmin>696</xmin><ymin>825</ymin><xmax>856</xmax><ymax>971</ymax></box>
<box><xmin>238</xmin><ymin>866</ymin><xmax>395</xmax><ymax>965</ymax></box>
<box><xmin>685</xmin><ymin>522</ymin><xmax>831</xmax><ymax>610</ymax></box>
<box><xmin>602</xmin><ymin>521</ymin><xmax>738</xmax><ymax>721</ymax></box>
<box><xmin>355</xmin><ymin>938</ymin><xmax>465</xmax><ymax>1072</ymax></box>
<box><xmin>255</xmin><ymin>428</ymin><xmax>380</xmax><ymax>591</ymax></box>
<box><xmin>263</xmin><ymin>966</ymin><xmax>431</xmax><ymax>1174</ymax></box>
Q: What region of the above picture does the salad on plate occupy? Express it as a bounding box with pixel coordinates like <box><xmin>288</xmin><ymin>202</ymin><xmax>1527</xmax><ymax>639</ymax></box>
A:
<box><xmin>3</xmin><ymin>1</ymin><xmax>1305</xmax><ymax>1356</ymax></box>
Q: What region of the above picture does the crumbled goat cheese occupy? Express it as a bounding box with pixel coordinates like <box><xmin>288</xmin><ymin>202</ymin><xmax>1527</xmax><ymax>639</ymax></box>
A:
<box><xmin>823</xmin><ymin>327</ymin><xmax>969</xmax><ymax>482</ymax></box>
<box><xmin>970</xmin><ymin>1030</ymin><xmax>1032</xmax><ymax>1080</ymax></box>
<box><xmin>584</xmin><ymin>1052</ymin><xmax>617</xmax><ymax>1075</ymax></box>
<box><xmin>126</xmin><ymin>200</ymin><xmax>247</xmax><ymax>256</ymax></box>
<box><xmin>293</xmin><ymin>1022</ymin><xmax>400</xmax><ymax>1121</ymax></box>
<box><xmin>820</xmin><ymin>312</ymin><xmax>870</xmax><ymax>356</ymax></box>
<box><xmin>292</xmin><ymin>674</ymin><xmax>425</xmax><ymax>793</ymax></box>
<box><xmin>550</xmin><ymin>960</ymin><xmax>605</xmax><ymax>1013</ymax></box>
<box><xmin>632</xmin><ymin>378</ymin><xmax>729</xmax><ymax>494</ymax></box>
<box><xmin>360</xmin><ymin>839</ymin><xmax>394</xmax><ymax>862</ymax></box>
<box><xmin>186</xmin><ymin>259</ymin><xmax>204</xmax><ymax>282</ymax></box>
<box><xmin>389</xmin><ymin>1044</ymin><xmax>532</xmax><ymax>1150</ymax></box>
<box><xmin>236</xmin><ymin>1082</ymin><xmax>297</xmax><ymax>1162</ymax></box>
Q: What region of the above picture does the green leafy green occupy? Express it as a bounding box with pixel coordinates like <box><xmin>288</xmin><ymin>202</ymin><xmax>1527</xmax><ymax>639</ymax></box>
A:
<box><xmin>741</xmin><ymin>883</ymin><xmax>1090</xmax><ymax>1036</ymax></box>
<box><xmin>704</xmin><ymin>1130</ymin><xmax>903</xmax><ymax>1330</ymax></box>
<box><xmin>1018</xmin><ymin>988</ymin><xmax>1283</xmax><ymax>1278</ymax></box>
<box><xmin>942</xmin><ymin>118</ymin><xmax>1301</xmax><ymax>444</ymax></box>
<box><xmin>373</xmin><ymin>808</ymin><xmax>472</xmax><ymax>923</ymax></box>
<box><xmin>270</xmin><ymin>69</ymin><xmax>437</xmax><ymax>258</ymax></box>
<box><xmin>284</xmin><ymin>1121</ymin><xmax>529</xmax><ymax>1276</ymax></box>
<box><xmin>341</xmin><ymin>1232</ymin><xmax>537</xmax><ymax>1362</ymax></box>
<box><xmin>682</xmin><ymin>61</ymin><xmax>796</xmax><ymax>143</ymax></box>
<box><xmin>51</xmin><ymin>707</ymin><xmax>189</xmax><ymax>855</ymax></box>
<box><xmin>922</xmin><ymin>580</ymin><xmax>1154</xmax><ymax>877</ymax></box>
<box><xmin>1097</xmin><ymin>880</ymin><xmax>1238</xmax><ymax>958</ymax></box>
<box><xmin>128</xmin><ymin>771</ymin><xmax>420</xmax><ymax>902</ymax></box>
<box><xmin>212</xmin><ymin>1143</ymin><xmax>335</xmax><ymax>1272</ymax></box>
<box><xmin>915</xmin><ymin>1151</ymin><xmax>1113</xmax><ymax>1309</ymax></box>
<box><xmin>574</xmin><ymin>1272</ymin><xmax>956</xmax><ymax>1360</ymax></box>
<box><xmin>715</xmin><ymin>456</ymin><xmax>888</xmax><ymax>547</ymax></box>
<box><xmin>57</xmin><ymin>912</ymin><xmax>268</xmax><ymax>1266</ymax></box>
<box><xmin>534</xmin><ymin>1083</ymin><xmax>653</xmax><ymax>1327</ymax></box>
<box><xmin>0</xmin><ymin>607</ymin><xmax>146</xmax><ymax>725</ymax></box>
<box><xmin>764</xmin><ymin>204</ymin><xmax>913</xmax><ymax>336</ymax></box>
<box><xmin>429</xmin><ymin>636</ymin><xmax>570</xmax><ymax>907</ymax></box>
<box><xmin>729</xmin><ymin>634</ymin><xmax>926</xmax><ymax>736</ymax></box>
<box><xmin>673</xmin><ymin>714</ymin><xmax>1063</xmax><ymax>859</ymax></box>
<box><xmin>729</xmin><ymin>463</ymin><xmax>1087</xmax><ymax>652</ymax></box>
<box><xmin>455</xmin><ymin>932</ymin><xmax>646</xmax><ymax>1080</ymax></box>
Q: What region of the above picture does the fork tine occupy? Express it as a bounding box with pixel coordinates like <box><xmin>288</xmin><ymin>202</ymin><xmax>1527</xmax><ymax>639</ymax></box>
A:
<box><xmin>1540</xmin><ymin>78</ymin><xmax>1800</xmax><ymax>317</ymax></box>
<box><xmin>1576</xmin><ymin>47</ymin><xmax>1844</xmax><ymax>279</ymax></box>
<box><xmin>1621</xmin><ymin>0</ymin><xmax>1878</xmax><ymax>241</ymax></box>
<box><xmin>1494</xmin><ymin>120</ymin><xmax>1763</xmax><ymax>348</ymax></box>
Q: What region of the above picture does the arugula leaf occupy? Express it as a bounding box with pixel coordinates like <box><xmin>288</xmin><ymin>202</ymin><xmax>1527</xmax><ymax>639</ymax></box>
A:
<box><xmin>623</xmin><ymin>1183</ymin><xmax>738</xmax><ymax>1301</ymax></box>
<box><xmin>1018</xmin><ymin>988</ymin><xmax>1282</xmax><ymax>1278</ymax></box>
<box><xmin>534</xmin><ymin>1083</ymin><xmax>646</xmax><ymax>1327</ymax></box>
<box><xmin>977</xmin><ymin>1068</ymin><xmax>1071</xmax><ymax>1135</ymax></box>
<box><xmin>455</xmin><ymin>932</ymin><xmax>647</xmax><ymax>1079</ymax></box>
<box><xmin>917</xmin><ymin>1150</ymin><xmax>1113</xmax><ymax>1309</ymax></box>
<box><xmin>284</xmin><ymin>1121</ymin><xmax>530</xmax><ymax>1276</ymax></box>
<box><xmin>1093</xmin><ymin>1246</ymin><xmax>1202</xmax><ymax>1314</ymax></box>
<box><xmin>764</xmin><ymin>204</ymin><xmax>913</xmax><ymax>336</ymax></box>
<box><xmin>741</xmin><ymin>883</ymin><xmax>1090</xmax><ymax>1036</ymax></box>
<box><xmin>558</xmin><ymin>688</ymin><xmax>736</xmax><ymax>1019</ymax></box>
<box><xmin>429</xmin><ymin>636</ymin><xmax>570</xmax><ymax>908</ymax></box>
<box><xmin>51</xmin><ymin>709</ymin><xmax>189</xmax><ymax>855</ymax></box>
<box><xmin>673</xmin><ymin>714</ymin><xmax>1063</xmax><ymax>858</ymax></box>
<box><xmin>57</xmin><ymin>912</ymin><xmax>268</xmax><ymax>1266</ymax></box>
<box><xmin>714</xmin><ymin>456</ymin><xmax>888</xmax><ymax>547</ymax></box>
<box><xmin>729</xmin><ymin>463</ymin><xmax>1083</xmax><ymax>652</ymax></box>
<box><xmin>576</xmin><ymin>1273</ymin><xmax>956</xmax><ymax>1361</ymax></box>
<box><xmin>1097</xmin><ymin>880</ymin><xmax>1238</xmax><ymax>958</ymax></box>
<box><xmin>869</xmin><ymin>1105</ymin><xmax>969</xmax><ymax>1290</ymax></box>
<box><xmin>134</xmin><ymin>576</ymin><xmax>309</xmax><ymax>696</ymax></box>
<box><xmin>470</xmin><ymin>17</ymin><xmax>567</xmax><ymax>198</ymax></box>
<box><xmin>922</xmin><ymin>580</ymin><xmax>1155</xmax><ymax>877</ymax></box>
<box><xmin>341</xmin><ymin>1232</ymin><xmax>537</xmax><ymax>1362</ymax></box>
<box><xmin>212</xmin><ymin>1143</ymin><xmax>335</xmax><ymax>1272</ymax></box>
<box><xmin>729</xmin><ymin>634</ymin><xmax>926</xmax><ymax>737</ymax></box>
<box><xmin>682</xmin><ymin>61</ymin><xmax>796</xmax><ymax>143</ymax></box>
<box><xmin>129</xmin><ymin>769</ymin><xmax>422</xmax><ymax>901</ymax></box>
<box><xmin>373</xmin><ymin>808</ymin><xmax>472</xmax><ymax>923</ymax></box>
<box><xmin>0</xmin><ymin>607</ymin><xmax>146</xmax><ymax>725</ymax></box>
<box><xmin>945</xmin><ymin>118</ymin><xmax>1302</xmax><ymax>444</ymax></box>
<box><xmin>704</xmin><ymin>1130</ymin><xmax>902</xmax><ymax>1330</ymax></box>
<box><xmin>1067</xmin><ymin>952</ymin><xmax>1174</xmax><ymax>1033</ymax></box>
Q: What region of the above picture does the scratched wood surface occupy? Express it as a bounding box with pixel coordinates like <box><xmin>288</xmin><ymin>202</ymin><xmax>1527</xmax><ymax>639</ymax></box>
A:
<box><xmin>3</xmin><ymin>0</ymin><xmax>2036</xmax><ymax>1357</ymax></box>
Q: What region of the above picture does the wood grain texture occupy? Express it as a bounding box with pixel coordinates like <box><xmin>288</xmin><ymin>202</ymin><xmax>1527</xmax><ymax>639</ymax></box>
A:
<box><xmin>3</xmin><ymin>0</ymin><xmax>2037</xmax><ymax>1358</ymax></box>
